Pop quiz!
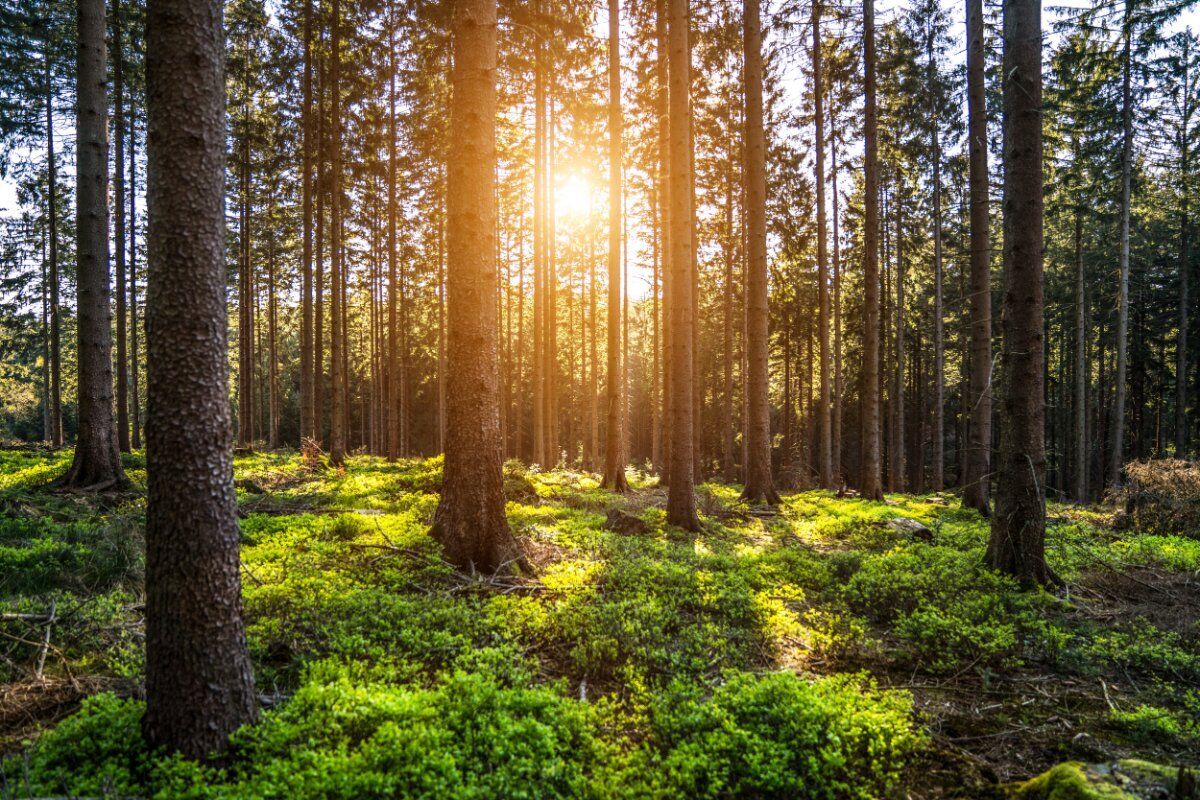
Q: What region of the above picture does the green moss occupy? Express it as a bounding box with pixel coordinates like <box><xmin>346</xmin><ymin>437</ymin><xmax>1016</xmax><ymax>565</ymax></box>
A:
<box><xmin>1011</xmin><ymin>763</ymin><xmax>1137</xmax><ymax>800</ymax></box>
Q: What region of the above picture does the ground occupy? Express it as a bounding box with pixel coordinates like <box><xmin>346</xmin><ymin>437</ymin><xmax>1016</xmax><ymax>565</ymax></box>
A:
<box><xmin>0</xmin><ymin>447</ymin><xmax>1196</xmax><ymax>798</ymax></box>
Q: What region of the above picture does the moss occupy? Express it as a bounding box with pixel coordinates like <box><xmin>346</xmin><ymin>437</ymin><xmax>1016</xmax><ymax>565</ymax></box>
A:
<box><xmin>1010</xmin><ymin>763</ymin><xmax>1137</xmax><ymax>800</ymax></box>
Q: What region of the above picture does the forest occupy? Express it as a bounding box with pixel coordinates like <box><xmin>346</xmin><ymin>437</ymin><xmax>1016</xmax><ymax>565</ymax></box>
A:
<box><xmin>0</xmin><ymin>0</ymin><xmax>1197</xmax><ymax>796</ymax></box>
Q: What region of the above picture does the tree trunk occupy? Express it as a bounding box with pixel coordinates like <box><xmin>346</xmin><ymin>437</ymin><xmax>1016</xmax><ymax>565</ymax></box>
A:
<box><xmin>432</xmin><ymin>0</ymin><xmax>519</xmax><ymax>573</ymax></box>
<box><xmin>831</xmin><ymin>106</ymin><xmax>842</xmax><ymax>483</ymax></box>
<box><xmin>740</xmin><ymin>0</ymin><xmax>779</xmax><ymax>505</ymax></box>
<box><xmin>1110</xmin><ymin>15</ymin><xmax>1132</xmax><ymax>488</ymax></box>
<box><xmin>129</xmin><ymin>97</ymin><xmax>141</xmax><ymax>450</ymax></box>
<box><xmin>929</xmin><ymin>35</ymin><xmax>944</xmax><ymax>492</ymax></box>
<box><xmin>44</xmin><ymin>32</ymin><xmax>63</xmax><ymax>448</ymax></box>
<box><xmin>1073</xmin><ymin>197</ymin><xmax>1087</xmax><ymax>502</ymax></box>
<box><xmin>890</xmin><ymin>199</ymin><xmax>905</xmax><ymax>493</ymax></box>
<box><xmin>988</xmin><ymin>0</ymin><xmax>1052</xmax><ymax>587</ymax></box>
<box><xmin>237</xmin><ymin>124</ymin><xmax>254</xmax><ymax>448</ymax></box>
<box><xmin>112</xmin><ymin>0</ymin><xmax>129</xmax><ymax>453</ymax></box>
<box><xmin>300</xmin><ymin>0</ymin><xmax>315</xmax><ymax>445</ymax></box>
<box><xmin>143</xmin><ymin>0</ymin><xmax>258</xmax><ymax>758</ymax></box>
<box><xmin>62</xmin><ymin>0</ymin><xmax>124</xmax><ymax>490</ymax></box>
<box><xmin>813</xmin><ymin>0</ymin><xmax>833</xmax><ymax>490</ymax></box>
<box><xmin>603</xmin><ymin>0</ymin><xmax>629</xmax><ymax>491</ymax></box>
<box><xmin>964</xmin><ymin>0</ymin><xmax>992</xmax><ymax>514</ymax></box>
<box><xmin>860</xmin><ymin>0</ymin><xmax>883</xmax><ymax>500</ymax></box>
<box><xmin>666</xmin><ymin>0</ymin><xmax>702</xmax><ymax>528</ymax></box>
<box><xmin>1177</xmin><ymin>40</ymin><xmax>1191</xmax><ymax>457</ymax></box>
<box><xmin>328</xmin><ymin>0</ymin><xmax>346</xmax><ymax>465</ymax></box>
<box><xmin>387</xmin><ymin>0</ymin><xmax>400</xmax><ymax>461</ymax></box>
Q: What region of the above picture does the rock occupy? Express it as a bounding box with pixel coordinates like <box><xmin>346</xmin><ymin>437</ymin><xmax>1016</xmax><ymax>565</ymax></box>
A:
<box><xmin>603</xmin><ymin>508</ymin><xmax>648</xmax><ymax>536</ymax></box>
<box><xmin>1010</xmin><ymin>760</ymin><xmax>1198</xmax><ymax>800</ymax></box>
<box><xmin>886</xmin><ymin>517</ymin><xmax>933</xmax><ymax>541</ymax></box>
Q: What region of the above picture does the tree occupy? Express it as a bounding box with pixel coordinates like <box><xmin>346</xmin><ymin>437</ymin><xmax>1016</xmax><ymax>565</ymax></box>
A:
<box><xmin>988</xmin><ymin>0</ymin><xmax>1053</xmax><ymax>586</ymax></box>
<box><xmin>111</xmin><ymin>0</ymin><xmax>130</xmax><ymax>453</ymax></box>
<box><xmin>142</xmin><ymin>0</ymin><xmax>258</xmax><ymax>757</ymax></box>
<box><xmin>60</xmin><ymin>0</ymin><xmax>124</xmax><ymax>490</ymax></box>
<box><xmin>739</xmin><ymin>0</ymin><xmax>778</xmax><ymax>505</ymax></box>
<box><xmin>602</xmin><ymin>0</ymin><xmax>629</xmax><ymax>491</ymax></box>
<box><xmin>300</xmin><ymin>0</ymin><xmax>315</xmax><ymax>445</ymax></box>
<box><xmin>963</xmin><ymin>0</ymin><xmax>991</xmax><ymax>513</ymax></box>
<box><xmin>666</xmin><ymin>0</ymin><xmax>701</xmax><ymax>528</ymax></box>
<box><xmin>812</xmin><ymin>0</ymin><xmax>833</xmax><ymax>490</ymax></box>
<box><xmin>431</xmin><ymin>0</ymin><xmax>521</xmax><ymax>572</ymax></box>
<box><xmin>860</xmin><ymin>0</ymin><xmax>883</xmax><ymax>500</ymax></box>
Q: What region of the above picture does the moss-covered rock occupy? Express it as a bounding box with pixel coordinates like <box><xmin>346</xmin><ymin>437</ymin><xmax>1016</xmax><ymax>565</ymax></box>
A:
<box><xmin>1010</xmin><ymin>760</ymin><xmax>1198</xmax><ymax>800</ymax></box>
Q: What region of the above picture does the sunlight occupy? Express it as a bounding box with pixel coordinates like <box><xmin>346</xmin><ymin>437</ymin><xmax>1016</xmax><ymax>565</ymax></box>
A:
<box><xmin>555</xmin><ymin>173</ymin><xmax>592</xmax><ymax>221</ymax></box>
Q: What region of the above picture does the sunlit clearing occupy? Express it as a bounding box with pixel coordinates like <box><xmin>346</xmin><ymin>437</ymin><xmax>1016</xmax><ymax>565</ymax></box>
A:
<box><xmin>556</xmin><ymin>173</ymin><xmax>592</xmax><ymax>221</ymax></box>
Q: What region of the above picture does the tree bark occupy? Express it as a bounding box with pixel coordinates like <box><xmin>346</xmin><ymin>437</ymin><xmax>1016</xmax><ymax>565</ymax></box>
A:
<box><xmin>964</xmin><ymin>0</ymin><xmax>992</xmax><ymax>513</ymax></box>
<box><xmin>860</xmin><ymin>0</ymin><xmax>883</xmax><ymax>500</ymax></box>
<box><xmin>1110</xmin><ymin>14</ymin><xmax>1132</xmax><ymax>488</ymax></box>
<box><xmin>328</xmin><ymin>0</ymin><xmax>346</xmax><ymax>465</ymax></box>
<box><xmin>928</xmin><ymin>33</ymin><xmax>944</xmax><ymax>492</ymax></box>
<box><xmin>129</xmin><ymin>96</ymin><xmax>141</xmax><ymax>450</ymax></box>
<box><xmin>988</xmin><ymin>0</ymin><xmax>1052</xmax><ymax>587</ymax></box>
<box><xmin>44</xmin><ymin>33</ymin><xmax>62</xmax><ymax>448</ymax></box>
<box><xmin>143</xmin><ymin>0</ymin><xmax>258</xmax><ymax>758</ymax></box>
<box><xmin>813</xmin><ymin>0</ymin><xmax>833</xmax><ymax>490</ymax></box>
<box><xmin>62</xmin><ymin>0</ymin><xmax>124</xmax><ymax>490</ymax></box>
<box><xmin>1073</xmin><ymin>196</ymin><xmax>1087</xmax><ymax>502</ymax></box>
<box><xmin>431</xmin><ymin>0</ymin><xmax>520</xmax><ymax>572</ymax></box>
<box><xmin>740</xmin><ymin>0</ymin><xmax>779</xmax><ymax>505</ymax></box>
<box><xmin>603</xmin><ymin>0</ymin><xmax>629</xmax><ymax>491</ymax></box>
<box><xmin>299</xmin><ymin>0</ymin><xmax>315</xmax><ymax>445</ymax></box>
<box><xmin>112</xmin><ymin>0</ymin><xmax>129</xmax><ymax>453</ymax></box>
<box><xmin>1176</xmin><ymin>38</ymin><xmax>1191</xmax><ymax>458</ymax></box>
<box><xmin>666</xmin><ymin>0</ymin><xmax>702</xmax><ymax>528</ymax></box>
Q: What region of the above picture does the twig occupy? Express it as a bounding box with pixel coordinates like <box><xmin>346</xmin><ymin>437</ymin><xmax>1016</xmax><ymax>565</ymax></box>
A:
<box><xmin>34</xmin><ymin>600</ymin><xmax>55</xmax><ymax>680</ymax></box>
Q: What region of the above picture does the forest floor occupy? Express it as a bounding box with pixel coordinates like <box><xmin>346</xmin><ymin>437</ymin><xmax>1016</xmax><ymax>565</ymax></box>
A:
<box><xmin>0</xmin><ymin>447</ymin><xmax>1196</xmax><ymax>798</ymax></box>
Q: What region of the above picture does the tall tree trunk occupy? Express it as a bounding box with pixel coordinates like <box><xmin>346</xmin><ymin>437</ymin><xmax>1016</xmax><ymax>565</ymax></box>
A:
<box><xmin>812</xmin><ymin>0</ymin><xmax>832</xmax><ymax>489</ymax></box>
<box><xmin>237</xmin><ymin>124</ymin><xmax>254</xmax><ymax>448</ymax></box>
<box><xmin>533</xmin><ymin>1</ymin><xmax>546</xmax><ymax>466</ymax></box>
<box><xmin>386</xmin><ymin>0</ymin><xmax>400</xmax><ymax>461</ymax></box>
<box><xmin>603</xmin><ymin>0</ymin><xmax>629</xmax><ymax>491</ymax></box>
<box><xmin>1073</xmin><ymin>196</ymin><xmax>1087</xmax><ymax>502</ymax></box>
<box><xmin>267</xmin><ymin>212</ymin><xmax>280</xmax><ymax>450</ymax></box>
<box><xmin>721</xmin><ymin>153</ymin><xmax>735</xmax><ymax>480</ymax></box>
<box><xmin>890</xmin><ymin>199</ymin><xmax>905</xmax><ymax>493</ymax></box>
<box><xmin>740</xmin><ymin>0</ymin><xmax>779</xmax><ymax>505</ymax></box>
<box><xmin>143</xmin><ymin>0</ymin><xmax>258</xmax><ymax>758</ymax></box>
<box><xmin>657</xmin><ymin>0</ymin><xmax>672</xmax><ymax>483</ymax></box>
<box><xmin>831</xmin><ymin>106</ymin><xmax>842</xmax><ymax>483</ymax></box>
<box><xmin>328</xmin><ymin>0</ymin><xmax>346</xmax><ymax>465</ymax></box>
<box><xmin>62</xmin><ymin>0</ymin><xmax>124</xmax><ymax>490</ymax></box>
<box><xmin>988</xmin><ymin>0</ymin><xmax>1052</xmax><ymax>586</ymax></box>
<box><xmin>964</xmin><ymin>0</ymin><xmax>992</xmax><ymax>513</ymax></box>
<box><xmin>1110</xmin><ymin>14</ymin><xmax>1132</xmax><ymax>488</ymax></box>
<box><xmin>112</xmin><ymin>0</ymin><xmax>129</xmax><ymax>453</ymax></box>
<box><xmin>44</xmin><ymin>34</ymin><xmax>63</xmax><ymax>448</ymax></box>
<box><xmin>129</xmin><ymin>97</ymin><xmax>141</xmax><ymax>449</ymax></box>
<box><xmin>432</xmin><ymin>0</ymin><xmax>519</xmax><ymax>572</ymax></box>
<box><xmin>300</xmin><ymin>0</ymin><xmax>315</xmax><ymax>445</ymax></box>
<box><xmin>860</xmin><ymin>0</ymin><xmax>883</xmax><ymax>500</ymax></box>
<box><xmin>666</xmin><ymin>0</ymin><xmax>702</xmax><ymax>527</ymax></box>
<box><xmin>929</xmin><ymin>35</ymin><xmax>944</xmax><ymax>492</ymax></box>
<box><xmin>1177</xmin><ymin>40</ymin><xmax>1191</xmax><ymax>457</ymax></box>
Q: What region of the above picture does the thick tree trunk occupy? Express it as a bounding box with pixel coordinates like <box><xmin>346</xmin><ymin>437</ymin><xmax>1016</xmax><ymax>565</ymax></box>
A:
<box><xmin>988</xmin><ymin>0</ymin><xmax>1053</xmax><ymax>587</ymax></box>
<box><xmin>603</xmin><ymin>0</ymin><xmax>629</xmax><ymax>491</ymax></box>
<box><xmin>62</xmin><ymin>0</ymin><xmax>124</xmax><ymax>490</ymax></box>
<box><xmin>860</xmin><ymin>0</ymin><xmax>883</xmax><ymax>500</ymax></box>
<box><xmin>813</xmin><ymin>0</ymin><xmax>833</xmax><ymax>490</ymax></box>
<box><xmin>657</xmin><ymin>0</ymin><xmax>672</xmax><ymax>483</ymax></box>
<box><xmin>112</xmin><ymin>0</ymin><xmax>129</xmax><ymax>453</ymax></box>
<box><xmin>143</xmin><ymin>0</ymin><xmax>258</xmax><ymax>758</ymax></box>
<box><xmin>432</xmin><ymin>0</ymin><xmax>519</xmax><ymax>572</ymax></box>
<box><xmin>964</xmin><ymin>0</ymin><xmax>992</xmax><ymax>514</ymax></box>
<box><xmin>740</xmin><ymin>0</ymin><xmax>779</xmax><ymax>505</ymax></box>
<box><xmin>666</xmin><ymin>0</ymin><xmax>702</xmax><ymax>528</ymax></box>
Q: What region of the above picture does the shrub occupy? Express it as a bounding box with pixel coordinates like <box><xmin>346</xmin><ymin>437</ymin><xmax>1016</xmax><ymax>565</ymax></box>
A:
<box><xmin>1116</xmin><ymin>459</ymin><xmax>1200</xmax><ymax>537</ymax></box>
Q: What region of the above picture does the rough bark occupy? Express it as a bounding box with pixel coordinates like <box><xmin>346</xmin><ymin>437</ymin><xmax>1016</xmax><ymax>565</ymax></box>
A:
<box><xmin>603</xmin><ymin>0</ymin><xmax>629</xmax><ymax>491</ymax></box>
<box><xmin>666</xmin><ymin>0</ymin><xmax>702</xmax><ymax>528</ymax></box>
<box><xmin>61</xmin><ymin>0</ymin><xmax>125</xmax><ymax>490</ymax></box>
<box><xmin>740</xmin><ymin>0</ymin><xmax>779</xmax><ymax>505</ymax></box>
<box><xmin>112</xmin><ymin>0</ymin><xmax>129</xmax><ymax>453</ymax></box>
<box><xmin>988</xmin><ymin>0</ymin><xmax>1053</xmax><ymax>587</ymax></box>
<box><xmin>860</xmin><ymin>0</ymin><xmax>883</xmax><ymax>500</ymax></box>
<box><xmin>964</xmin><ymin>0</ymin><xmax>992</xmax><ymax>514</ymax></box>
<box><xmin>1110</xmin><ymin>16</ymin><xmax>1132</xmax><ymax>488</ymax></box>
<box><xmin>142</xmin><ymin>0</ymin><xmax>258</xmax><ymax>757</ymax></box>
<box><xmin>431</xmin><ymin>0</ymin><xmax>521</xmax><ymax>573</ymax></box>
<box><xmin>813</xmin><ymin>0</ymin><xmax>833</xmax><ymax>490</ymax></box>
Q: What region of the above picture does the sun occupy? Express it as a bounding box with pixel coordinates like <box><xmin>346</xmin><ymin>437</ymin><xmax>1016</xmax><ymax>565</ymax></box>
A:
<box><xmin>556</xmin><ymin>173</ymin><xmax>592</xmax><ymax>221</ymax></box>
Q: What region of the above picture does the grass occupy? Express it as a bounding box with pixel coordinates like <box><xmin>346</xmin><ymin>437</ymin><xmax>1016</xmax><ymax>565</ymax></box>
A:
<box><xmin>0</xmin><ymin>449</ymin><xmax>1196</xmax><ymax>798</ymax></box>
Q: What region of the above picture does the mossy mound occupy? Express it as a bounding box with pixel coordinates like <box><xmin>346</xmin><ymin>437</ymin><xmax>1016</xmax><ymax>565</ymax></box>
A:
<box><xmin>1010</xmin><ymin>760</ymin><xmax>1198</xmax><ymax>800</ymax></box>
